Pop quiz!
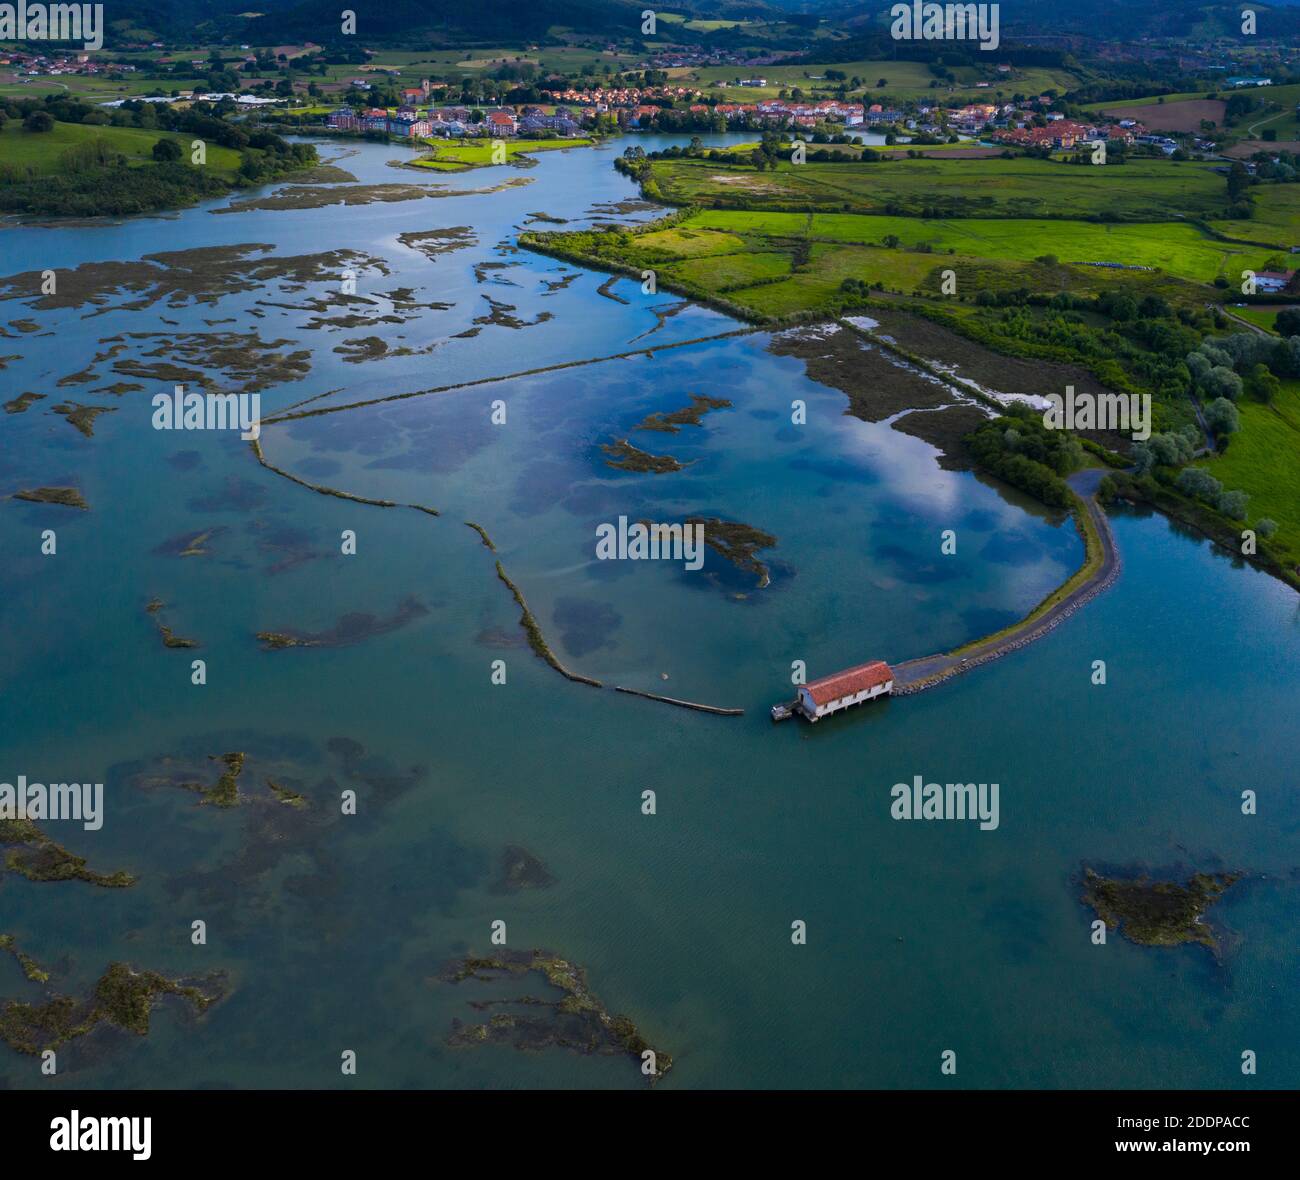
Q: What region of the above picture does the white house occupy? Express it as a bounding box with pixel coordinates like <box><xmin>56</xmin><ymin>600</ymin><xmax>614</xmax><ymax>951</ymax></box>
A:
<box><xmin>1254</xmin><ymin>270</ymin><xmax>1295</xmax><ymax>293</ymax></box>
<box><xmin>797</xmin><ymin>660</ymin><xmax>894</xmax><ymax>721</ymax></box>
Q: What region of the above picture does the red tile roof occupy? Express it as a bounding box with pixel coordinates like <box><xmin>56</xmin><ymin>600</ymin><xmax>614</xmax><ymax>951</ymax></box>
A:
<box><xmin>804</xmin><ymin>660</ymin><xmax>893</xmax><ymax>706</ymax></box>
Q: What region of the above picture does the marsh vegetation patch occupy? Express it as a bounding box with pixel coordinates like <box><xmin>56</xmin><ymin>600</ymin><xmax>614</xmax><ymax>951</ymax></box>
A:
<box><xmin>1081</xmin><ymin>868</ymin><xmax>1242</xmax><ymax>957</ymax></box>
<box><xmin>440</xmin><ymin>949</ymin><xmax>671</xmax><ymax>1083</ymax></box>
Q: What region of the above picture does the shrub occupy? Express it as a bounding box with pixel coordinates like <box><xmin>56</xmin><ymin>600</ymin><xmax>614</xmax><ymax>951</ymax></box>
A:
<box><xmin>58</xmin><ymin>139</ymin><xmax>120</xmax><ymax>173</ymax></box>
<box><xmin>1203</xmin><ymin>397</ymin><xmax>1240</xmax><ymax>434</ymax></box>
<box><xmin>963</xmin><ymin>406</ymin><xmax>1076</xmax><ymax>508</ymax></box>
<box><xmin>1201</xmin><ymin>365</ymin><xmax>1243</xmax><ymax>400</ymax></box>
<box><xmin>152</xmin><ymin>138</ymin><xmax>183</xmax><ymax>162</ymax></box>
<box><xmin>1175</xmin><ymin>467</ymin><xmax>1222</xmax><ymax>502</ymax></box>
<box><xmin>1216</xmin><ymin>489</ymin><xmax>1249</xmax><ymax>519</ymax></box>
<box><xmin>1246</xmin><ymin>362</ymin><xmax>1280</xmax><ymax>402</ymax></box>
<box><xmin>1270</xmin><ymin>308</ymin><xmax>1300</xmax><ymax>337</ymax></box>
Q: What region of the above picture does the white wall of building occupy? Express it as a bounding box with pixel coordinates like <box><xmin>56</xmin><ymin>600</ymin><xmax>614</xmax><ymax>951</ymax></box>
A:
<box><xmin>799</xmin><ymin>679</ymin><xmax>893</xmax><ymax>719</ymax></box>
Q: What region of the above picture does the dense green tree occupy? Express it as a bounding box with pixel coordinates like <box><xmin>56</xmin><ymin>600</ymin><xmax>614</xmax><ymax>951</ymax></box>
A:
<box><xmin>1246</xmin><ymin>362</ymin><xmax>1280</xmax><ymax>402</ymax></box>
<box><xmin>152</xmin><ymin>138</ymin><xmax>183</xmax><ymax>163</ymax></box>
<box><xmin>1216</xmin><ymin>489</ymin><xmax>1249</xmax><ymax>518</ymax></box>
<box><xmin>1176</xmin><ymin>467</ymin><xmax>1221</xmax><ymax>502</ymax></box>
<box><xmin>1203</xmin><ymin>397</ymin><xmax>1240</xmax><ymax>435</ymax></box>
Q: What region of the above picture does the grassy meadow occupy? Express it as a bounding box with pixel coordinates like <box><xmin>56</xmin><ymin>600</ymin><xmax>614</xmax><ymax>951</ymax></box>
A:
<box><xmin>1203</xmin><ymin>378</ymin><xmax>1300</xmax><ymax>569</ymax></box>
<box><xmin>685</xmin><ymin>211</ymin><xmax>1274</xmax><ymax>282</ymax></box>
<box><xmin>540</xmin><ymin>212</ymin><xmax>1223</xmax><ymax>320</ymax></box>
<box><xmin>1227</xmin><ymin>306</ymin><xmax>1284</xmax><ymax>332</ymax></box>
<box><xmin>0</xmin><ymin>119</ymin><xmax>243</xmax><ymax>175</ymax></box>
<box><xmin>1208</xmin><ymin>181</ymin><xmax>1300</xmax><ymax>244</ymax></box>
<box><xmin>646</xmin><ymin>154</ymin><xmax>1232</xmax><ymax>221</ymax></box>
<box><xmin>407</xmin><ymin>136</ymin><xmax>594</xmax><ymax>171</ymax></box>
<box><xmin>681</xmin><ymin>58</ymin><xmax>1080</xmax><ymax>104</ymax></box>
<box><xmin>1085</xmin><ymin>82</ymin><xmax>1300</xmax><ymax>112</ymax></box>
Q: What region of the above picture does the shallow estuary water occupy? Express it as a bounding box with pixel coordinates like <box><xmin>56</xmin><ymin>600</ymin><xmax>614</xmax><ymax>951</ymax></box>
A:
<box><xmin>0</xmin><ymin>133</ymin><xmax>1297</xmax><ymax>1090</ymax></box>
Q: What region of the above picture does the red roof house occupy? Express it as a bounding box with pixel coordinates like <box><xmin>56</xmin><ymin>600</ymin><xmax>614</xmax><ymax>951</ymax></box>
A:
<box><xmin>798</xmin><ymin>660</ymin><xmax>894</xmax><ymax>721</ymax></box>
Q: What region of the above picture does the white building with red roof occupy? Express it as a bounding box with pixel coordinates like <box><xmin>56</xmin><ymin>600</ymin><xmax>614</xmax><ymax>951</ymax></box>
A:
<box><xmin>796</xmin><ymin>660</ymin><xmax>894</xmax><ymax>721</ymax></box>
<box><xmin>1254</xmin><ymin>269</ymin><xmax>1296</xmax><ymax>293</ymax></box>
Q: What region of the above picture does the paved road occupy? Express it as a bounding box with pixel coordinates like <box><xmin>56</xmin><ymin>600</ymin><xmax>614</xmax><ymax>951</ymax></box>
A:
<box><xmin>892</xmin><ymin>472</ymin><xmax>1121</xmax><ymax>693</ymax></box>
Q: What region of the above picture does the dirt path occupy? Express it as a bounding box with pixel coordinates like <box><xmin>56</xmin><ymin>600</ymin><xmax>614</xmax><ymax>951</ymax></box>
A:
<box><xmin>1244</xmin><ymin>105</ymin><xmax>1288</xmax><ymax>139</ymax></box>
<box><xmin>893</xmin><ymin>471</ymin><xmax>1121</xmax><ymax>694</ymax></box>
<box><xmin>1220</xmin><ymin>307</ymin><xmax>1272</xmax><ymax>337</ymax></box>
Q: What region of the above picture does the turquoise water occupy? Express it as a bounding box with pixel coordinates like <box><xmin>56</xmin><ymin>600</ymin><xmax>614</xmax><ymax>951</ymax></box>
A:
<box><xmin>1</xmin><ymin>135</ymin><xmax>1297</xmax><ymax>1090</ymax></box>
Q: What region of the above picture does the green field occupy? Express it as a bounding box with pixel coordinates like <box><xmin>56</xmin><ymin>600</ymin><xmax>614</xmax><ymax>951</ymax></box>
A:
<box><xmin>538</xmin><ymin>207</ymin><xmax>1218</xmax><ymax>320</ymax></box>
<box><xmin>683</xmin><ymin>58</ymin><xmax>1080</xmax><ymax>104</ymax></box>
<box><xmin>685</xmin><ymin>211</ymin><xmax>1273</xmax><ymax>282</ymax></box>
<box><xmin>0</xmin><ymin>119</ymin><xmax>243</xmax><ymax>174</ymax></box>
<box><xmin>1087</xmin><ymin>81</ymin><xmax>1300</xmax><ymax>148</ymax></box>
<box><xmin>1203</xmin><ymin>378</ymin><xmax>1300</xmax><ymax>568</ymax></box>
<box><xmin>0</xmin><ymin>40</ymin><xmax>639</xmax><ymax>105</ymax></box>
<box><xmin>407</xmin><ymin>136</ymin><xmax>594</xmax><ymax>171</ymax></box>
<box><xmin>1227</xmin><ymin>305</ymin><xmax>1283</xmax><ymax>332</ymax></box>
<box><xmin>541</xmin><ymin>150</ymin><xmax>1257</xmax><ymax>321</ymax></box>
<box><xmin>1207</xmin><ymin>182</ymin><xmax>1300</xmax><ymax>244</ymax></box>
<box><xmin>644</xmin><ymin>155</ymin><xmax>1232</xmax><ymax>222</ymax></box>
<box><xmin>657</xmin><ymin>14</ymin><xmax>755</xmax><ymax>31</ymax></box>
<box><xmin>366</xmin><ymin>44</ymin><xmax>638</xmax><ymax>80</ymax></box>
<box><xmin>1086</xmin><ymin>82</ymin><xmax>1300</xmax><ymax>112</ymax></box>
<box><xmin>716</xmin><ymin>139</ymin><xmax>993</xmax><ymax>158</ymax></box>
<box><xmin>0</xmin><ymin>68</ymin><xmax>210</xmax><ymax>103</ymax></box>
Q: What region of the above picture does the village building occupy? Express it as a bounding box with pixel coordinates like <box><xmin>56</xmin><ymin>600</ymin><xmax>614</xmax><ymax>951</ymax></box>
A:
<box><xmin>791</xmin><ymin>660</ymin><xmax>895</xmax><ymax>722</ymax></box>
<box><xmin>388</xmin><ymin>113</ymin><xmax>432</xmax><ymax>138</ymax></box>
<box><xmin>520</xmin><ymin>109</ymin><xmax>581</xmax><ymax>135</ymax></box>
<box><xmin>1254</xmin><ymin>270</ymin><xmax>1296</xmax><ymax>293</ymax></box>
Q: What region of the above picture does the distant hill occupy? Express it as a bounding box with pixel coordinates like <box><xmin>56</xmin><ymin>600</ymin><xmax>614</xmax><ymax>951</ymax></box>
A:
<box><xmin>822</xmin><ymin>0</ymin><xmax>1300</xmax><ymax>40</ymax></box>
<box><xmin>96</xmin><ymin>1</ymin><xmax>297</xmax><ymax>44</ymax></box>
<box><xmin>244</xmin><ymin>0</ymin><xmax>657</xmax><ymax>44</ymax></box>
<box><xmin>93</xmin><ymin>0</ymin><xmax>765</xmax><ymax>49</ymax></box>
<box><xmin>95</xmin><ymin>0</ymin><xmax>1300</xmax><ymax>53</ymax></box>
